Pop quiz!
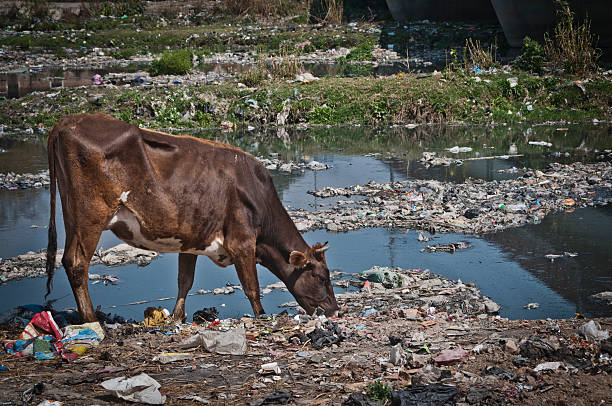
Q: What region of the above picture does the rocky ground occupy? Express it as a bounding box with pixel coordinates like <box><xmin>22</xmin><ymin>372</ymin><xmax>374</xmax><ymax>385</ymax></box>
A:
<box><xmin>0</xmin><ymin>267</ymin><xmax>610</xmax><ymax>405</ymax></box>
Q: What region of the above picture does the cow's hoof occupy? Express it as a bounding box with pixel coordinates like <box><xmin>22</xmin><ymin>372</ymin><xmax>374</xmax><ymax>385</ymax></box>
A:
<box><xmin>169</xmin><ymin>314</ymin><xmax>186</xmax><ymax>324</ymax></box>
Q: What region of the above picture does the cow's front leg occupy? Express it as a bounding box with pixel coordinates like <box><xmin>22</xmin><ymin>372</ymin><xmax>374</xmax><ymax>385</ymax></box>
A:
<box><xmin>234</xmin><ymin>254</ymin><xmax>264</xmax><ymax>317</ymax></box>
<box><xmin>170</xmin><ymin>253</ymin><xmax>197</xmax><ymax>322</ymax></box>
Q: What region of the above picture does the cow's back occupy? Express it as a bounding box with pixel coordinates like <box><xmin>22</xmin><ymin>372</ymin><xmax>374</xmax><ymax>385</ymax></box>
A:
<box><xmin>52</xmin><ymin>113</ymin><xmax>278</xmax><ymax>252</ymax></box>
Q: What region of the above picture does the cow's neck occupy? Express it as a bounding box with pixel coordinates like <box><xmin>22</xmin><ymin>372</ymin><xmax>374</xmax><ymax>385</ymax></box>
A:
<box><xmin>258</xmin><ymin>222</ymin><xmax>308</xmax><ymax>284</ymax></box>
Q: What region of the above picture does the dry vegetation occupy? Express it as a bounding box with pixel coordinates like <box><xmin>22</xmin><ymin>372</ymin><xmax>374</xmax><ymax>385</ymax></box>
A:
<box><xmin>544</xmin><ymin>0</ymin><xmax>600</xmax><ymax>74</ymax></box>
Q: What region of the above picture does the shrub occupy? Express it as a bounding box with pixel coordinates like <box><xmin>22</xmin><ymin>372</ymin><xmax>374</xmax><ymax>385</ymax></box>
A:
<box><xmin>544</xmin><ymin>0</ymin><xmax>600</xmax><ymax>74</ymax></box>
<box><xmin>149</xmin><ymin>49</ymin><xmax>193</xmax><ymax>76</ymax></box>
<box><xmin>346</xmin><ymin>39</ymin><xmax>375</xmax><ymax>61</ymax></box>
<box><xmin>513</xmin><ymin>37</ymin><xmax>546</xmax><ymax>73</ymax></box>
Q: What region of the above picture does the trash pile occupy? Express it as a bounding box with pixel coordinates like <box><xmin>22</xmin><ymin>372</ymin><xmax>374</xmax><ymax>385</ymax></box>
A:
<box><xmin>256</xmin><ymin>156</ymin><xmax>331</xmax><ymax>173</ymax></box>
<box><xmin>290</xmin><ymin>161</ymin><xmax>611</xmax><ymax>234</ymax></box>
<box><xmin>0</xmin><ymin>264</ymin><xmax>610</xmax><ymax>405</ymax></box>
<box><xmin>284</xmin><ymin>266</ymin><xmax>502</xmax><ymax>318</ymax></box>
<box><xmin>0</xmin><ymin>243</ymin><xmax>158</xmax><ymax>282</ymax></box>
<box><xmin>0</xmin><ymin>170</ymin><xmax>50</xmax><ymax>190</ymax></box>
<box><xmin>2</xmin><ymin>309</ymin><xmax>104</xmax><ymax>361</ymax></box>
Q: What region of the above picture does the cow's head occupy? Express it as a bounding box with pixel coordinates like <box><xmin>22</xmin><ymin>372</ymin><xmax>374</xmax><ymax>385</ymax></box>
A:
<box><xmin>288</xmin><ymin>242</ymin><xmax>339</xmax><ymax>317</ymax></box>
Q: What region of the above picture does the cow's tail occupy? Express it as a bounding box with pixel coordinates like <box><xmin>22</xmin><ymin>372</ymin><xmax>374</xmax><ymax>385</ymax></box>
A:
<box><xmin>45</xmin><ymin>123</ymin><xmax>59</xmax><ymax>298</ymax></box>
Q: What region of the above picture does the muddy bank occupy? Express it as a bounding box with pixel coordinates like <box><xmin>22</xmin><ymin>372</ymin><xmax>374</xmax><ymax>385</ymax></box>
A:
<box><xmin>0</xmin><ymin>243</ymin><xmax>158</xmax><ymax>283</ymax></box>
<box><xmin>290</xmin><ymin>161</ymin><xmax>612</xmax><ymax>234</ymax></box>
<box><xmin>0</xmin><ymin>266</ymin><xmax>610</xmax><ymax>405</ymax></box>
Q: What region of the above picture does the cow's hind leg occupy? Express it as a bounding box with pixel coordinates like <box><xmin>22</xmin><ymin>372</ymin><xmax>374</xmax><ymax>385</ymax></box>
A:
<box><xmin>62</xmin><ymin>226</ymin><xmax>104</xmax><ymax>322</ymax></box>
<box><xmin>170</xmin><ymin>253</ymin><xmax>197</xmax><ymax>322</ymax></box>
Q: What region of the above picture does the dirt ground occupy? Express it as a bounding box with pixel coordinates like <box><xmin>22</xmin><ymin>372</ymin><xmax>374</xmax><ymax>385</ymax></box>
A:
<box><xmin>1</xmin><ymin>268</ymin><xmax>610</xmax><ymax>405</ymax></box>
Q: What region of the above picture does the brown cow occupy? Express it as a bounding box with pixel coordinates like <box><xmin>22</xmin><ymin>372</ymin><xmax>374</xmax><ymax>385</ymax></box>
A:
<box><xmin>45</xmin><ymin>113</ymin><xmax>338</xmax><ymax>322</ymax></box>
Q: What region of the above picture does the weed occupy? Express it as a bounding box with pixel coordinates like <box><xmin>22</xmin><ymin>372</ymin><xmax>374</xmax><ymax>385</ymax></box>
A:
<box><xmin>115</xmin><ymin>109</ymin><xmax>133</xmax><ymax>123</ymax></box>
<box><xmin>93</xmin><ymin>0</ymin><xmax>145</xmax><ymax>17</ymax></box>
<box><xmin>321</xmin><ymin>0</ymin><xmax>343</xmax><ymax>24</ymax></box>
<box><xmin>308</xmin><ymin>105</ymin><xmax>336</xmax><ymax>124</ymax></box>
<box><xmin>149</xmin><ymin>49</ymin><xmax>193</xmax><ymax>76</ymax></box>
<box><xmin>544</xmin><ymin>0</ymin><xmax>600</xmax><ymax>74</ymax></box>
<box><xmin>268</xmin><ymin>44</ymin><xmax>302</xmax><ymax>79</ymax></box>
<box><xmin>239</xmin><ymin>60</ymin><xmax>268</xmax><ymax>87</ymax></box>
<box><xmin>513</xmin><ymin>37</ymin><xmax>546</xmax><ymax>73</ymax></box>
<box><xmin>365</xmin><ymin>380</ymin><xmax>392</xmax><ymax>402</ymax></box>
<box><xmin>465</xmin><ymin>38</ymin><xmax>497</xmax><ymax>71</ymax></box>
<box><xmin>343</xmin><ymin>63</ymin><xmax>373</xmax><ymax>77</ymax></box>
<box><xmin>113</xmin><ymin>48</ymin><xmax>138</xmax><ymax>60</ymax></box>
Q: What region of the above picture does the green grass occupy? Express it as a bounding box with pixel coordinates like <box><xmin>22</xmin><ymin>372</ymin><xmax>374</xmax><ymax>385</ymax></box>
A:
<box><xmin>149</xmin><ymin>49</ymin><xmax>193</xmax><ymax>76</ymax></box>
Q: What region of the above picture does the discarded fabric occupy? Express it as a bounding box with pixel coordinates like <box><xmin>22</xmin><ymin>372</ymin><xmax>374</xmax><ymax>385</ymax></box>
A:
<box><xmin>179</xmin><ymin>327</ymin><xmax>247</xmax><ymax>355</ymax></box>
<box><xmin>143</xmin><ymin>307</ymin><xmax>169</xmax><ymax>327</ymax></box>
<box><xmin>359</xmin><ymin>267</ymin><xmax>403</xmax><ymax>289</ymax></box>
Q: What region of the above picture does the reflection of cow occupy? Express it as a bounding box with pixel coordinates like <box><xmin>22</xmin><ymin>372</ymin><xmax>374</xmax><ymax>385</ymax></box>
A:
<box><xmin>45</xmin><ymin>113</ymin><xmax>338</xmax><ymax>322</ymax></box>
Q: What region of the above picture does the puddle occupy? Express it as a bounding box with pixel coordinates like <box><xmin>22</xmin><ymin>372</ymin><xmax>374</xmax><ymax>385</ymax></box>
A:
<box><xmin>0</xmin><ymin>124</ymin><xmax>611</xmax><ymax>320</ymax></box>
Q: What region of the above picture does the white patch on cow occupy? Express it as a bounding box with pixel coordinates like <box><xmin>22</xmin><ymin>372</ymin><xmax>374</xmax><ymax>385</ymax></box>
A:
<box><xmin>120</xmin><ymin>190</ymin><xmax>131</xmax><ymax>203</ymax></box>
<box><xmin>106</xmin><ymin>207</ymin><xmax>182</xmax><ymax>252</ymax></box>
<box><xmin>184</xmin><ymin>237</ymin><xmax>232</xmax><ymax>267</ymax></box>
<box><xmin>106</xmin><ymin>208</ymin><xmax>232</xmax><ymax>265</ymax></box>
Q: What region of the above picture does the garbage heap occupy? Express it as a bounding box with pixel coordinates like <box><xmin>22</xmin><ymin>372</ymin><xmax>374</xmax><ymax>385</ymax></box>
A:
<box><xmin>291</xmin><ymin>161</ymin><xmax>612</xmax><ymax>234</ymax></box>
<box><xmin>0</xmin><ymin>266</ymin><xmax>610</xmax><ymax>405</ymax></box>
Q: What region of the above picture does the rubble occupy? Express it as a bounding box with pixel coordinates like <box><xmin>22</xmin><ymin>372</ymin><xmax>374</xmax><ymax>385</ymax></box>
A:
<box><xmin>0</xmin><ymin>244</ymin><xmax>158</xmax><ymax>282</ymax></box>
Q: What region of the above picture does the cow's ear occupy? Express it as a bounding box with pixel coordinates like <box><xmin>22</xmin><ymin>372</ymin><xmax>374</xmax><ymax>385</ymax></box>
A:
<box><xmin>289</xmin><ymin>251</ymin><xmax>308</xmax><ymax>268</ymax></box>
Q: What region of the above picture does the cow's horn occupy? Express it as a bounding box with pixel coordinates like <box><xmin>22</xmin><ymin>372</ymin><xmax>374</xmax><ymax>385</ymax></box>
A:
<box><xmin>315</xmin><ymin>245</ymin><xmax>330</xmax><ymax>253</ymax></box>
